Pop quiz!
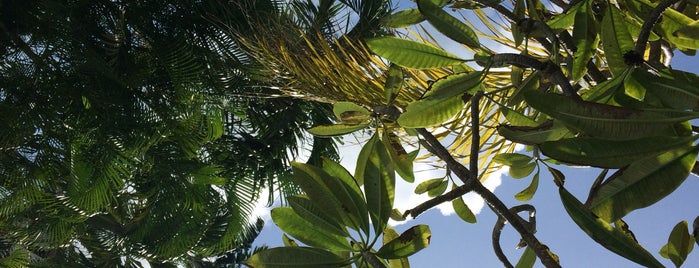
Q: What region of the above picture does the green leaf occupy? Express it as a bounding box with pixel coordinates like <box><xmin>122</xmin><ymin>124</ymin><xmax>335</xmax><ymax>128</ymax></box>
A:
<box><xmin>355</xmin><ymin>134</ymin><xmax>379</xmax><ymax>187</ymax></box>
<box><xmin>384</xmin><ymin>226</ymin><xmax>412</xmax><ymax>268</ymax></box>
<box><xmin>655</xmin><ymin>4</ymin><xmax>699</xmax><ymax>49</ymax></box>
<box><xmin>509</xmin><ymin>162</ymin><xmax>537</xmax><ymax>179</ymax></box>
<box><xmin>397</xmin><ymin>94</ymin><xmax>463</xmax><ymax>128</ymax></box>
<box><xmin>515</xmin><ymin>246</ymin><xmax>537</xmax><ymax>268</ymax></box>
<box><xmin>376</xmin><ymin>225</ymin><xmax>431</xmax><ymax>259</ymax></box>
<box><xmin>414</xmin><ymin>178</ymin><xmax>445</xmax><ymax>195</ymax></box>
<box><xmin>427</xmin><ymin>179</ymin><xmax>448</xmax><ymax>197</ymax></box>
<box><xmin>384</xmin><ymin>64</ymin><xmax>404</xmax><ymax>104</ymax></box>
<box><xmin>497</xmin><ymin>120</ymin><xmax>574</xmax><ymax>145</ymax></box>
<box><xmin>417</xmin><ymin>0</ymin><xmax>480</xmax><ymax>49</ymax></box>
<box><xmin>589</xmin><ymin>145</ymin><xmax>699</xmax><ymax>222</ymax></box>
<box><xmin>291</xmin><ymin>162</ymin><xmax>362</xmax><ymax>231</ymax></box>
<box><xmin>571</xmin><ymin>0</ymin><xmax>599</xmax><ymax>82</ymax></box>
<box><xmin>424</xmin><ymin>71</ymin><xmax>483</xmax><ymax>102</ymax></box>
<box><xmin>390</xmin><ymin>208</ymin><xmax>406</xmax><ymax>221</ymax></box>
<box><xmin>333</xmin><ymin>102</ymin><xmax>371</xmax><ymax>123</ymax></box>
<box><xmin>362</xmin><ymin>135</ymin><xmax>395</xmax><ymax>234</ymax></box>
<box><xmin>245</xmin><ymin>247</ymin><xmax>346</xmax><ymax>268</ymax></box>
<box><xmin>601</xmin><ymin>5</ymin><xmax>635</xmax><ymax>77</ymax></box>
<box><xmin>511</xmin><ymin>0</ymin><xmax>526</xmax><ymax>47</ymax></box>
<box><xmin>515</xmin><ymin>171</ymin><xmax>539</xmax><ymax>201</ymax></box>
<box><xmin>631</xmin><ymin>69</ymin><xmax>699</xmax><ymax>110</ymax></box>
<box><xmin>558</xmin><ymin>187</ymin><xmax>664</xmax><ymax>268</ymax></box>
<box><xmin>548</xmin><ymin>167</ymin><xmax>566</xmax><ymax>187</ymax></box>
<box><xmin>501</xmin><ymin>106</ymin><xmax>539</xmax><ymax>127</ymax></box>
<box><xmin>493</xmin><ymin>153</ymin><xmax>533</xmax><ymax>167</ymax></box>
<box><xmin>524</xmin><ymin>90</ymin><xmax>694</xmax><ymax>140</ymax></box>
<box><xmin>539</xmin><ymin>135</ymin><xmax>697</xmax><ymax>168</ymax></box>
<box><xmin>287</xmin><ymin>195</ymin><xmax>349</xmax><ymax>238</ymax></box>
<box><xmin>321</xmin><ymin>157</ymin><xmax>371</xmax><ymax>234</ymax></box>
<box><xmin>452</xmin><ymin>191</ymin><xmax>477</xmax><ymax>223</ymax></box>
<box><xmin>271</xmin><ymin>207</ymin><xmax>352</xmax><ymax>251</ymax></box>
<box><xmin>308</xmin><ymin>123</ymin><xmax>369</xmax><ymax>137</ymax></box>
<box><xmin>366</xmin><ymin>37</ymin><xmax>465</xmax><ymax>69</ymax></box>
<box><xmin>380</xmin><ymin>8</ymin><xmax>426</xmax><ymax>28</ymax></box>
<box><xmin>547</xmin><ymin>3</ymin><xmax>579</xmax><ymax>31</ymax></box>
<box><xmin>383</xmin><ymin>131</ymin><xmax>415</xmax><ymax>182</ymax></box>
<box><xmin>282</xmin><ymin>234</ymin><xmax>298</xmax><ymax>247</ymax></box>
<box><xmin>659</xmin><ymin>221</ymin><xmax>695</xmax><ymax>267</ymax></box>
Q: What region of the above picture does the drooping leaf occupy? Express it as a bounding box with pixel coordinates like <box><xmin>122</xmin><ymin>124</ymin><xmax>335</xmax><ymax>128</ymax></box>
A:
<box><xmin>362</xmin><ymin>134</ymin><xmax>396</xmax><ymax>234</ymax></box>
<box><xmin>384</xmin><ymin>64</ymin><xmax>404</xmax><ymax>104</ymax></box>
<box><xmin>398</xmin><ymin>94</ymin><xmax>464</xmax><ymax>127</ymax></box>
<box><xmin>493</xmin><ymin>153</ymin><xmax>533</xmax><ymax>167</ymax></box>
<box><xmin>427</xmin><ymin>179</ymin><xmax>448</xmax><ymax>197</ymax></box>
<box><xmin>245</xmin><ymin>247</ymin><xmax>346</xmax><ymax>268</ymax></box>
<box><xmin>414</xmin><ymin>178</ymin><xmax>446</xmax><ymax>195</ymax></box>
<box><xmin>376</xmin><ymin>225</ymin><xmax>431</xmax><ymax>259</ymax></box>
<box><xmin>589</xmin><ymin>145</ymin><xmax>699</xmax><ymax>222</ymax></box>
<box><xmin>524</xmin><ymin>90</ymin><xmax>695</xmax><ymax>140</ymax></box>
<box><xmin>511</xmin><ymin>0</ymin><xmax>526</xmax><ymax>46</ymax></box>
<box><xmin>501</xmin><ymin>106</ymin><xmax>539</xmax><ymax>127</ymax></box>
<box><xmin>539</xmin><ymin>135</ymin><xmax>697</xmax><ymax>168</ymax></box>
<box><xmin>547</xmin><ymin>3</ymin><xmax>579</xmax><ymax>31</ymax></box>
<box><xmin>287</xmin><ymin>195</ymin><xmax>349</xmax><ymax>238</ymax></box>
<box><xmin>515</xmin><ymin>246</ymin><xmax>537</xmax><ymax>268</ymax></box>
<box><xmin>384</xmin><ymin>226</ymin><xmax>412</xmax><ymax>268</ymax></box>
<box><xmin>417</xmin><ymin>0</ymin><xmax>481</xmax><ymax>49</ymax></box>
<box><xmin>548</xmin><ymin>167</ymin><xmax>566</xmax><ymax>187</ymax></box>
<box><xmin>366</xmin><ymin>37</ymin><xmax>465</xmax><ymax>69</ymax></box>
<box><xmin>380</xmin><ymin>8</ymin><xmax>426</xmax><ymax>28</ymax></box>
<box><xmin>321</xmin><ymin>157</ymin><xmax>371</xmax><ymax>234</ymax></box>
<box><xmin>383</xmin><ymin>131</ymin><xmax>415</xmax><ymax>182</ymax></box>
<box><xmin>659</xmin><ymin>221</ymin><xmax>695</xmax><ymax>267</ymax></box>
<box><xmin>423</xmin><ymin>71</ymin><xmax>483</xmax><ymax>102</ymax></box>
<box><xmin>558</xmin><ymin>187</ymin><xmax>664</xmax><ymax>268</ymax></box>
<box><xmin>509</xmin><ymin>162</ymin><xmax>537</xmax><ymax>179</ymax></box>
<box><xmin>515</xmin><ymin>171</ymin><xmax>539</xmax><ymax>201</ymax></box>
<box><xmin>308</xmin><ymin>123</ymin><xmax>370</xmax><ymax>137</ymax></box>
<box><xmin>271</xmin><ymin>207</ymin><xmax>352</xmax><ymax>251</ymax></box>
<box><xmin>571</xmin><ymin>0</ymin><xmax>599</xmax><ymax>82</ymax></box>
<box><xmin>452</xmin><ymin>189</ymin><xmax>477</xmax><ymax>223</ymax></box>
<box><xmin>355</xmin><ymin>134</ymin><xmax>380</xmax><ymax>186</ymax></box>
<box><xmin>601</xmin><ymin>5</ymin><xmax>635</xmax><ymax>77</ymax></box>
<box><xmin>497</xmin><ymin>120</ymin><xmax>574</xmax><ymax>145</ymax></box>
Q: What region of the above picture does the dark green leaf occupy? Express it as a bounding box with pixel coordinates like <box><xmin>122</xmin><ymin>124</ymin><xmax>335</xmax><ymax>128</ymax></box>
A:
<box><xmin>384</xmin><ymin>64</ymin><xmax>404</xmax><ymax>104</ymax></box>
<box><xmin>558</xmin><ymin>187</ymin><xmax>664</xmax><ymax>267</ymax></box>
<box><xmin>631</xmin><ymin>69</ymin><xmax>699</xmax><ymax>110</ymax></box>
<box><xmin>287</xmin><ymin>195</ymin><xmax>348</xmax><ymax>238</ymax></box>
<box><xmin>659</xmin><ymin>221</ymin><xmax>695</xmax><ymax>267</ymax></box>
<box><xmin>417</xmin><ymin>0</ymin><xmax>481</xmax><ymax>49</ymax></box>
<box><xmin>539</xmin><ymin>135</ymin><xmax>697</xmax><ymax>168</ymax></box>
<box><xmin>245</xmin><ymin>247</ymin><xmax>346</xmax><ymax>268</ymax></box>
<box><xmin>548</xmin><ymin>167</ymin><xmax>566</xmax><ymax>187</ymax></box>
<box><xmin>493</xmin><ymin>153</ymin><xmax>533</xmax><ymax>167</ymax></box>
<box><xmin>515</xmin><ymin>171</ymin><xmax>539</xmax><ymax>201</ymax></box>
<box><xmin>367</xmin><ymin>37</ymin><xmax>465</xmax><ymax>69</ymax></box>
<box><xmin>524</xmin><ymin>90</ymin><xmax>695</xmax><ymax>140</ymax></box>
<box><xmin>427</xmin><ymin>179</ymin><xmax>448</xmax><ymax>197</ymax></box>
<box><xmin>589</xmin><ymin>146</ymin><xmax>699</xmax><ymax>222</ymax></box>
<box><xmin>571</xmin><ymin>0</ymin><xmax>599</xmax><ymax>82</ymax></box>
<box><xmin>501</xmin><ymin>106</ymin><xmax>539</xmax><ymax>127</ymax></box>
<box><xmin>321</xmin><ymin>157</ymin><xmax>371</xmax><ymax>234</ymax></box>
<box><xmin>376</xmin><ymin>225</ymin><xmax>431</xmax><ymax>259</ymax></box>
<box><xmin>509</xmin><ymin>162</ymin><xmax>537</xmax><ymax>179</ymax></box>
<box><xmin>362</xmin><ymin>135</ymin><xmax>396</xmax><ymax>234</ymax></box>
<box><xmin>271</xmin><ymin>207</ymin><xmax>352</xmax><ymax>251</ymax></box>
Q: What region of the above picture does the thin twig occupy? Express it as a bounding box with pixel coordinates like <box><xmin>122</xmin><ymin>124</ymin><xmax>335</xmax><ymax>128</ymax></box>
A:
<box><xmin>635</xmin><ymin>0</ymin><xmax>679</xmax><ymax>55</ymax></box>
<box><xmin>492</xmin><ymin>205</ymin><xmax>537</xmax><ymax>268</ymax></box>
<box><xmin>404</xmin><ymin>182</ymin><xmax>474</xmax><ymax>219</ymax></box>
<box><xmin>416</xmin><ymin>129</ymin><xmax>561</xmax><ymax>268</ymax></box>
<box><xmin>470</xmin><ymin>91</ymin><xmax>483</xmax><ymax>178</ymax></box>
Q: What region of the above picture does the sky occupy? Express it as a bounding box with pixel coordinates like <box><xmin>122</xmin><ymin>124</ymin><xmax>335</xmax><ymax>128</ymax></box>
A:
<box><xmin>251</xmin><ymin>1</ymin><xmax>699</xmax><ymax>267</ymax></box>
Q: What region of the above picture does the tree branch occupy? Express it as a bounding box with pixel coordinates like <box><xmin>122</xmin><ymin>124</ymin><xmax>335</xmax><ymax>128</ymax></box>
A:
<box><xmin>492</xmin><ymin>205</ymin><xmax>537</xmax><ymax>268</ymax></box>
<box><xmin>490</xmin><ymin>53</ymin><xmax>580</xmax><ymax>100</ymax></box>
<box><xmin>362</xmin><ymin>250</ymin><xmax>386</xmax><ymax>268</ymax></box>
<box><xmin>470</xmin><ymin>91</ymin><xmax>483</xmax><ymax>178</ymax></box>
<box><xmin>404</xmin><ymin>183</ymin><xmax>474</xmax><ymax>219</ymax></box>
<box><xmin>415</xmin><ymin>129</ymin><xmax>561</xmax><ymax>268</ymax></box>
<box><xmin>635</xmin><ymin>0</ymin><xmax>679</xmax><ymax>55</ymax></box>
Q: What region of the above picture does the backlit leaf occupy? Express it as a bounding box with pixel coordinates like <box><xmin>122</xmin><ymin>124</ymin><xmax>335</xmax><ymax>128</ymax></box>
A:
<box><xmin>308</xmin><ymin>123</ymin><xmax>369</xmax><ymax>137</ymax></box>
<box><xmin>558</xmin><ymin>187</ymin><xmax>663</xmax><ymax>267</ymax></box>
<box><xmin>398</xmin><ymin>94</ymin><xmax>463</xmax><ymax>128</ymax></box>
<box><xmin>423</xmin><ymin>71</ymin><xmax>483</xmax><ymax>102</ymax></box>
<box><xmin>452</xmin><ymin>190</ymin><xmax>477</xmax><ymax>223</ymax></box>
<box><xmin>271</xmin><ymin>207</ymin><xmax>352</xmax><ymax>251</ymax></box>
<box><xmin>631</xmin><ymin>69</ymin><xmax>699</xmax><ymax>110</ymax></box>
<box><xmin>414</xmin><ymin>178</ymin><xmax>445</xmax><ymax>195</ymax></box>
<box><xmin>515</xmin><ymin>171</ymin><xmax>539</xmax><ymax>201</ymax></box>
<box><xmin>384</xmin><ymin>64</ymin><xmax>404</xmax><ymax>104</ymax></box>
<box><xmin>367</xmin><ymin>37</ymin><xmax>465</xmax><ymax>69</ymax></box>
<box><xmin>287</xmin><ymin>195</ymin><xmax>348</xmax><ymax>238</ymax></box>
<box><xmin>333</xmin><ymin>102</ymin><xmax>371</xmax><ymax>122</ymax></box>
<box><xmin>497</xmin><ymin>120</ymin><xmax>574</xmax><ymax>145</ymax></box>
<box><xmin>659</xmin><ymin>221</ymin><xmax>695</xmax><ymax>267</ymax></box>
<box><xmin>362</xmin><ymin>135</ymin><xmax>395</xmax><ymax>234</ymax></box>
<box><xmin>509</xmin><ymin>162</ymin><xmax>536</xmax><ymax>179</ymax></box>
<box><xmin>515</xmin><ymin>246</ymin><xmax>537</xmax><ymax>268</ymax></box>
<box><xmin>589</xmin><ymin>145</ymin><xmax>699</xmax><ymax>222</ymax></box>
<box><xmin>383</xmin><ymin>131</ymin><xmax>415</xmax><ymax>182</ymax></box>
<box><xmin>376</xmin><ymin>225</ymin><xmax>431</xmax><ymax>259</ymax></box>
<box><xmin>417</xmin><ymin>0</ymin><xmax>481</xmax><ymax>49</ymax></box>
<box><xmin>380</xmin><ymin>8</ymin><xmax>426</xmax><ymax>28</ymax></box>
<box><xmin>427</xmin><ymin>179</ymin><xmax>448</xmax><ymax>197</ymax></box>
<box><xmin>571</xmin><ymin>0</ymin><xmax>599</xmax><ymax>82</ymax></box>
<box><xmin>321</xmin><ymin>157</ymin><xmax>371</xmax><ymax>233</ymax></box>
<box><xmin>493</xmin><ymin>153</ymin><xmax>533</xmax><ymax>167</ymax></box>
<box><xmin>601</xmin><ymin>5</ymin><xmax>635</xmax><ymax>77</ymax></box>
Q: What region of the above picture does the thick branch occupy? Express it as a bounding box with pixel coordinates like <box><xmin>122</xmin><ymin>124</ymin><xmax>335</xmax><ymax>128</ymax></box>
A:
<box><xmin>404</xmin><ymin>183</ymin><xmax>474</xmax><ymax>219</ymax></box>
<box><xmin>635</xmin><ymin>0</ymin><xmax>679</xmax><ymax>55</ymax></box>
<box><xmin>492</xmin><ymin>205</ymin><xmax>537</xmax><ymax>268</ymax></box>
<box><xmin>415</xmin><ymin>129</ymin><xmax>561</xmax><ymax>268</ymax></box>
<box><xmin>491</xmin><ymin>53</ymin><xmax>580</xmax><ymax>100</ymax></box>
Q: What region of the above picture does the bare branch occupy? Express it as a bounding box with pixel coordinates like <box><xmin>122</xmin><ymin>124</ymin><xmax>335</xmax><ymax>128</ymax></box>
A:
<box><xmin>635</xmin><ymin>0</ymin><xmax>679</xmax><ymax>55</ymax></box>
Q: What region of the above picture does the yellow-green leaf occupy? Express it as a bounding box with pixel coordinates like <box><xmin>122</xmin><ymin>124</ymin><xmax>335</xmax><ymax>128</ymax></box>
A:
<box><xmin>414</xmin><ymin>178</ymin><xmax>445</xmax><ymax>195</ymax></box>
<box><xmin>366</xmin><ymin>37</ymin><xmax>465</xmax><ymax>69</ymax></box>
<box><xmin>271</xmin><ymin>207</ymin><xmax>352</xmax><ymax>251</ymax></box>
<box><xmin>659</xmin><ymin>221</ymin><xmax>695</xmax><ymax>267</ymax></box>
<box><xmin>427</xmin><ymin>179</ymin><xmax>448</xmax><ymax>197</ymax></box>
<box><xmin>515</xmin><ymin>246</ymin><xmax>537</xmax><ymax>268</ymax></box>
<box><xmin>308</xmin><ymin>123</ymin><xmax>369</xmax><ymax>137</ymax></box>
<box><xmin>493</xmin><ymin>153</ymin><xmax>533</xmax><ymax>167</ymax></box>
<box><xmin>417</xmin><ymin>0</ymin><xmax>480</xmax><ymax>49</ymax></box>
<box><xmin>384</xmin><ymin>64</ymin><xmax>404</xmax><ymax>104</ymax></box>
<box><xmin>452</xmin><ymin>191</ymin><xmax>476</xmax><ymax>223</ymax></box>
<box><xmin>398</xmin><ymin>94</ymin><xmax>463</xmax><ymax>128</ymax></box>
<box><xmin>601</xmin><ymin>5</ymin><xmax>635</xmax><ymax>77</ymax></box>
<box><xmin>571</xmin><ymin>0</ymin><xmax>599</xmax><ymax>82</ymax></box>
<box><xmin>515</xmin><ymin>171</ymin><xmax>539</xmax><ymax>201</ymax></box>
<box><xmin>380</xmin><ymin>8</ymin><xmax>426</xmax><ymax>28</ymax></box>
<box><xmin>509</xmin><ymin>162</ymin><xmax>536</xmax><ymax>179</ymax></box>
<box><xmin>376</xmin><ymin>225</ymin><xmax>431</xmax><ymax>259</ymax></box>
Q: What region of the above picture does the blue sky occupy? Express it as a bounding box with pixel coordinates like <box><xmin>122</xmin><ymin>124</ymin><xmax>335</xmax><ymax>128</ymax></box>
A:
<box><xmin>252</xmin><ymin>1</ymin><xmax>699</xmax><ymax>267</ymax></box>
